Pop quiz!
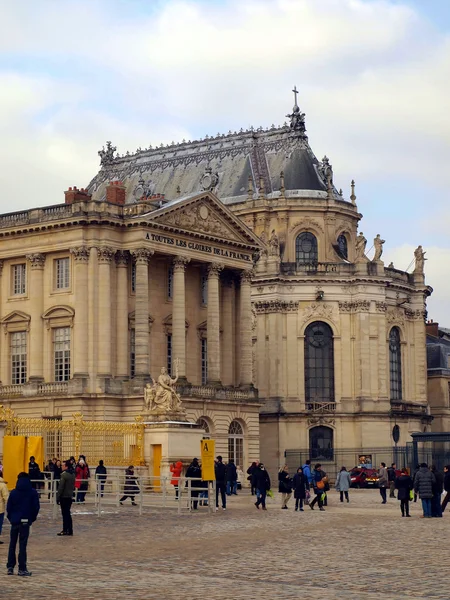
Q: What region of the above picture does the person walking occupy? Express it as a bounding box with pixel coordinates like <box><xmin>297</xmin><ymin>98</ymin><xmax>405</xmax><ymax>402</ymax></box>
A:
<box><xmin>395</xmin><ymin>468</ymin><xmax>413</xmax><ymax>517</ymax></box>
<box><xmin>378</xmin><ymin>462</ymin><xmax>389</xmax><ymax>504</ymax></box>
<box><xmin>119</xmin><ymin>466</ymin><xmax>140</xmax><ymax>506</ymax></box>
<box><xmin>0</xmin><ymin>474</ymin><xmax>9</xmax><ymax>544</ymax></box>
<box><xmin>56</xmin><ymin>460</ymin><xmax>75</xmax><ymax>536</ymax></box>
<box><xmin>75</xmin><ymin>457</ymin><xmax>90</xmax><ymax>503</ymax></box>
<box><xmin>309</xmin><ymin>463</ymin><xmax>326</xmax><ymax>511</ymax></box>
<box><xmin>278</xmin><ymin>465</ymin><xmax>292</xmax><ymax>509</ymax></box>
<box><xmin>441</xmin><ymin>465</ymin><xmax>450</xmax><ymax>514</ymax></box>
<box><xmin>254</xmin><ymin>463</ymin><xmax>271</xmax><ymax>511</ymax></box>
<box><xmin>170</xmin><ymin>460</ymin><xmax>183</xmax><ymax>500</ymax></box>
<box><xmin>302</xmin><ymin>459</ymin><xmax>313</xmax><ymax>488</ymax></box>
<box><xmin>214</xmin><ymin>456</ymin><xmax>227</xmax><ymax>511</ymax></box>
<box><xmin>6</xmin><ymin>472</ymin><xmax>40</xmax><ymax>576</ymax></box>
<box><xmin>95</xmin><ymin>460</ymin><xmax>107</xmax><ymax>498</ymax></box>
<box><xmin>430</xmin><ymin>465</ymin><xmax>443</xmax><ymax>518</ymax></box>
<box><xmin>292</xmin><ymin>467</ymin><xmax>308</xmax><ymax>511</ymax></box>
<box><xmin>414</xmin><ymin>463</ymin><xmax>436</xmax><ymax>518</ymax></box>
<box><xmin>226</xmin><ymin>459</ymin><xmax>238</xmax><ymax>496</ymax></box>
<box><xmin>387</xmin><ymin>463</ymin><xmax>397</xmax><ymax>498</ymax></box>
<box><xmin>335</xmin><ymin>466</ymin><xmax>351</xmax><ymax>503</ymax></box>
<box><xmin>247</xmin><ymin>461</ymin><xmax>258</xmax><ymax>496</ymax></box>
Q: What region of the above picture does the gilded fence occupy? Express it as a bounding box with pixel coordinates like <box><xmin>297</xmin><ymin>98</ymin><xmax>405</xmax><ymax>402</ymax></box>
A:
<box><xmin>0</xmin><ymin>406</ymin><xmax>145</xmax><ymax>466</ymax></box>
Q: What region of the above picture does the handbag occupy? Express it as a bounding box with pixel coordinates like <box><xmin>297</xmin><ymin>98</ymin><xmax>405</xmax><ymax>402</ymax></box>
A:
<box><xmin>409</xmin><ymin>490</ymin><xmax>414</xmax><ymax>501</ymax></box>
<box><xmin>316</xmin><ymin>479</ymin><xmax>325</xmax><ymax>490</ymax></box>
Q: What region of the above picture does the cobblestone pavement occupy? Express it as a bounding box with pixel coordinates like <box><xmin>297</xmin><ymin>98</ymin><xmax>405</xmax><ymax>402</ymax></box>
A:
<box><xmin>1</xmin><ymin>489</ymin><xmax>449</xmax><ymax>599</ymax></box>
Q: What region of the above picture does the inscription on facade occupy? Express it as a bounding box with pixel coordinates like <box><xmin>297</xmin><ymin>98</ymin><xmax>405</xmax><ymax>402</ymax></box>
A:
<box><xmin>145</xmin><ymin>232</ymin><xmax>251</xmax><ymax>262</ymax></box>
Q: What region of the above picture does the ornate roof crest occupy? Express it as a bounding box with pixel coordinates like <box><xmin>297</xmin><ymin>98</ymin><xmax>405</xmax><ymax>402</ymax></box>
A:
<box><xmin>98</xmin><ymin>141</ymin><xmax>117</xmax><ymax>167</ymax></box>
<box><xmin>286</xmin><ymin>85</ymin><xmax>306</xmax><ymax>134</ymax></box>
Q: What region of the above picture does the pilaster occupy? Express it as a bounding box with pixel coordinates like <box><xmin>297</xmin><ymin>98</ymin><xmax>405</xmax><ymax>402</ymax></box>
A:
<box><xmin>115</xmin><ymin>250</ymin><xmax>129</xmax><ymax>378</ymax></box>
<box><xmin>172</xmin><ymin>256</ymin><xmax>190</xmax><ymax>380</ymax></box>
<box><xmin>97</xmin><ymin>246</ymin><xmax>115</xmax><ymax>376</ymax></box>
<box><xmin>132</xmin><ymin>249</ymin><xmax>154</xmax><ymax>378</ymax></box>
<box><xmin>207</xmin><ymin>263</ymin><xmax>223</xmax><ymax>384</ymax></box>
<box><xmin>70</xmin><ymin>246</ymin><xmax>90</xmax><ymax>378</ymax></box>
<box><xmin>221</xmin><ymin>276</ymin><xmax>234</xmax><ymax>386</ymax></box>
<box><xmin>239</xmin><ymin>270</ymin><xmax>253</xmax><ymax>387</ymax></box>
<box><xmin>26</xmin><ymin>253</ymin><xmax>46</xmax><ymax>381</ymax></box>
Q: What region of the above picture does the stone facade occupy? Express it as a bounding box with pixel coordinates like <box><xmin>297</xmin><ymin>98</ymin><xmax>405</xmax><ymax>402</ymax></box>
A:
<box><xmin>426</xmin><ymin>321</ymin><xmax>450</xmax><ymax>432</ymax></box>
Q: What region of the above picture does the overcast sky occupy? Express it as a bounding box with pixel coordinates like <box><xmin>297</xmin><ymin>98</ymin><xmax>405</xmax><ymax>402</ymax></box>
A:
<box><xmin>1</xmin><ymin>0</ymin><xmax>449</xmax><ymax>322</ymax></box>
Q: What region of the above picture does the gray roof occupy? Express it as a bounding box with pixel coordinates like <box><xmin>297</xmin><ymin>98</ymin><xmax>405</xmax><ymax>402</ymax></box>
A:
<box><xmin>87</xmin><ymin>106</ymin><xmax>337</xmax><ymax>205</ymax></box>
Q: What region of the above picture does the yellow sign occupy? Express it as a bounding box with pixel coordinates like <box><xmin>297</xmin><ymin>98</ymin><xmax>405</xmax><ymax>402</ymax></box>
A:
<box><xmin>200</xmin><ymin>439</ymin><xmax>216</xmax><ymax>481</ymax></box>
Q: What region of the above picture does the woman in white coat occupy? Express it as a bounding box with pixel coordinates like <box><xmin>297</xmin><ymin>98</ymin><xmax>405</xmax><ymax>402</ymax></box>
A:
<box><xmin>335</xmin><ymin>466</ymin><xmax>351</xmax><ymax>503</ymax></box>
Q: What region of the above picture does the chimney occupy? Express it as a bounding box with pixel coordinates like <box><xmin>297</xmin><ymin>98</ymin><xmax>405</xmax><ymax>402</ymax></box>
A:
<box><xmin>106</xmin><ymin>180</ymin><xmax>126</xmax><ymax>205</ymax></box>
<box><xmin>426</xmin><ymin>320</ymin><xmax>439</xmax><ymax>338</ymax></box>
<box><xmin>64</xmin><ymin>186</ymin><xmax>92</xmax><ymax>204</ymax></box>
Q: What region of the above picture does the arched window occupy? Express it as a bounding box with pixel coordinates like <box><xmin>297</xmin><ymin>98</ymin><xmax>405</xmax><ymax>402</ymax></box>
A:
<box><xmin>197</xmin><ymin>417</ymin><xmax>211</xmax><ymax>439</ymax></box>
<box><xmin>295</xmin><ymin>232</ymin><xmax>318</xmax><ymax>265</ymax></box>
<box><xmin>304</xmin><ymin>321</ymin><xmax>334</xmax><ymax>406</ymax></box>
<box><xmin>309</xmin><ymin>426</ymin><xmax>334</xmax><ymax>460</ymax></box>
<box><xmin>389</xmin><ymin>327</ymin><xmax>402</xmax><ymax>400</ymax></box>
<box><xmin>337</xmin><ymin>234</ymin><xmax>348</xmax><ymax>259</ymax></box>
<box><xmin>228</xmin><ymin>420</ymin><xmax>244</xmax><ymax>467</ymax></box>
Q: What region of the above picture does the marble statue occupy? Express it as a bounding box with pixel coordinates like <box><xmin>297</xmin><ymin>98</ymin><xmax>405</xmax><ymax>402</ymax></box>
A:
<box><xmin>372</xmin><ymin>234</ymin><xmax>385</xmax><ymax>261</ymax></box>
<box><xmin>269</xmin><ymin>229</ymin><xmax>279</xmax><ymax>256</ymax></box>
<box><xmin>414</xmin><ymin>245</ymin><xmax>426</xmax><ymax>275</ymax></box>
<box><xmin>143</xmin><ymin>359</ymin><xmax>183</xmax><ymax>414</ymax></box>
<box><xmin>355</xmin><ymin>232</ymin><xmax>367</xmax><ymax>261</ymax></box>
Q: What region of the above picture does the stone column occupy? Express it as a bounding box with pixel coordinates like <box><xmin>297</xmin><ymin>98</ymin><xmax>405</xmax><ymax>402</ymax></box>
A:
<box><xmin>115</xmin><ymin>250</ymin><xmax>129</xmax><ymax>378</ymax></box>
<box><xmin>207</xmin><ymin>263</ymin><xmax>223</xmax><ymax>384</ymax></box>
<box><xmin>26</xmin><ymin>253</ymin><xmax>46</xmax><ymax>381</ymax></box>
<box><xmin>0</xmin><ymin>260</ymin><xmax>4</xmax><ymax>384</ymax></box>
<box><xmin>70</xmin><ymin>246</ymin><xmax>90</xmax><ymax>378</ymax></box>
<box><xmin>172</xmin><ymin>256</ymin><xmax>190</xmax><ymax>380</ymax></box>
<box><xmin>221</xmin><ymin>275</ymin><xmax>234</xmax><ymax>386</ymax></box>
<box><xmin>132</xmin><ymin>249</ymin><xmax>153</xmax><ymax>377</ymax></box>
<box><xmin>97</xmin><ymin>247</ymin><xmax>115</xmax><ymax>376</ymax></box>
<box><xmin>239</xmin><ymin>270</ymin><xmax>253</xmax><ymax>387</ymax></box>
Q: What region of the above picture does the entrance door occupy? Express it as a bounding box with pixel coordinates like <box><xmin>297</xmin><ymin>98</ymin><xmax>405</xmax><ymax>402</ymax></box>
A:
<box><xmin>152</xmin><ymin>444</ymin><xmax>162</xmax><ymax>491</ymax></box>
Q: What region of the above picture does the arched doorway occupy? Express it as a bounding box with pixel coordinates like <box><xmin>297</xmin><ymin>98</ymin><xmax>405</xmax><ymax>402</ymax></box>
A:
<box><xmin>309</xmin><ymin>426</ymin><xmax>334</xmax><ymax>460</ymax></box>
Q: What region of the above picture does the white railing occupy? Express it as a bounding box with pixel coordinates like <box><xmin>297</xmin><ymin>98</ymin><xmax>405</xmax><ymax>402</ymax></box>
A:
<box><xmin>0</xmin><ymin>384</ymin><xmax>24</xmax><ymax>396</ymax></box>
<box><xmin>37</xmin><ymin>382</ymin><xmax>69</xmax><ymax>395</ymax></box>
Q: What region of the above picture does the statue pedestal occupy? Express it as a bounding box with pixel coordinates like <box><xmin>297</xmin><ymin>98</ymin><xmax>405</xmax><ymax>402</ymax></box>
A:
<box><xmin>371</xmin><ymin>259</ymin><xmax>385</xmax><ymax>276</ymax></box>
<box><xmin>143</xmin><ymin>420</ymin><xmax>204</xmax><ymax>481</ymax></box>
<box><xmin>266</xmin><ymin>256</ymin><xmax>280</xmax><ymax>275</ymax></box>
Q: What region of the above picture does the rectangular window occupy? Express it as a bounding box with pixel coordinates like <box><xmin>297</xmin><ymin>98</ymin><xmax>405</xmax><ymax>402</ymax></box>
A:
<box><xmin>12</xmin><ymin>263</ymin><xmax>26</xmax><ymax>295</ymax></box>
<box><xmin>131</xmin><ymin>263</ymin><xmax>136</xmax><ymax>293</ymax></box>
<box><xmin>55</xmin><ymin>258</ymin><xmax>70</xmax><ymax>290</ymax></box>
<box><xmin>43</xmin><ymin>417</ymin><xmax>62</xmax><ymax>462</ymax></box>
<box><xmin>11</xmin><ymin>331</ymin><xmax>27</xmax><ymax>384</ymax></box>
<box><xmin>54</xmin><ymin>327</ymin><xmax>71</xmax><ymax>381</ymax></box>
<box><xmin>130</xmin><ymin>329</ymin><xmax>136</xmax><ymax>378</ymax></box>
<box><xmin>200</xmin><ymin>273</ymin><xmax>208</xmax><ymax>306</ymax></box>
<box><xmin>167</xmin><ymin>333</ymin><xmax>172</xmax><ymax>375</ymax></box>
<box><xmin>201</xmin><ymin>338</ymin><xmax>208</xmax><ymax>385</ymax></box>
<box><xmin>167</xmin><ymin>265</ymin><xmax>173</xmax><ymax>300</ymax></box>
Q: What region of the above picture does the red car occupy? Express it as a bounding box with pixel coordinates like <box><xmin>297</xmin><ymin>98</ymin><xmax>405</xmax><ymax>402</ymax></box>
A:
<box><xmin>350</xmin><ymin>467</ymin><xmax>403</xmax><ymax>488</ymax></box>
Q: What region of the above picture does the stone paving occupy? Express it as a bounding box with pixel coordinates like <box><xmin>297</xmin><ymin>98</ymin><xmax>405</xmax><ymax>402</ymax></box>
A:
<box><xmin>0</xmin><ymin>489</ymin><xmax>449</xmax><ymax>599</ymax></box>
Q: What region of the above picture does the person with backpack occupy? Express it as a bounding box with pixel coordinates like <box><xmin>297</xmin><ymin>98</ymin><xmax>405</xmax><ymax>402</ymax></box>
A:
<box><xmin>278</xmin><ymin>465</ymin><xmax>292</xmax><ymax>509</ymax></box>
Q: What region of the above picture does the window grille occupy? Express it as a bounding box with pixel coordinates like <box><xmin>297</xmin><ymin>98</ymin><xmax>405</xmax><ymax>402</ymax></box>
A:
<box><xmin>295</xmin><ymin>232</ymin><xmax>318</xmax><ymax>265</ymax></box>
<box><xmin>201</xmin><ymin>273</ymin><xmax>208</xmax><ymax>306</ymax></box>
<box><xmin>167</xmin><ymin>333</ymin><xmax>172</xmax><ymax>375</ymax></box>
<box><xmin>55</xmin><ymin>258</ymin><xmax>70</xmax><ymax>289</ymax></box>
<box><xmin>168</xmin><ymin>265</ymin><xmax>174</xmax><ymax>299</ymax></box>
<box><xmin>11</xmin><ymin>331</ymin><xmax>27</xmax><ymax>384</ymax></box>
<box><xmin>304</xmin><ymin>321</ymin><xmax>334</xmax><ymax>403</ymax></box>
<box><xmin>54</xmin><ymin>327</ymin><xmax>71</xmax><ymax>382</ymax></box>
<box><xmin>201</xmin><ymin>338</ymin><xmax>208</xmax><ymax>384</ymax></box>
<box><xmin>228</xmin><ymin>420</ymin><xmax>244</xmax><ymax>467</ymax></box>
<box><xmin>131</xmin><ymin>263</ymin><xmax>136</xmax><ymax>293</ymax></box>
<box><xmin>389</xmin><ymin>327</ymin><xmax>402</xmax><ymax>400</ymax></box>
<box><xmin>130</xmin><ymin>329</ymin><xmax>136</xmax><ymax>378</ymax></box>
<box><xmin>12</xmin><ymin>264</ymin><xmax>26</xmax><ymax>295</ymax></box>
<box><xmin>337</xmin><ymin>234</ymin><xmax>348</xmax><ymax>259</ymax></box>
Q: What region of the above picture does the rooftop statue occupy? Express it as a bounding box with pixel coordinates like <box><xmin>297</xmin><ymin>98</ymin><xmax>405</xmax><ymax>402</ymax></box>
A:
<box><xmin>98</xmin><ymin>141</ymin><xmax>117</xmax><ymax>167</ymax></box>
<box><xmin>286</xmin><ymin>86</ymin><xmax>306</xmax><ymax>133</ymax></box>
<box><xmin>413</xmin><ymin>245</ymin><xmax>426</xmax><ymax>275</ymax></box>
<box><xmin>372</xmin><ymin>234</ymin><xmax>385</xmax><ymax>262</ymax></box>
<box><xmin>355</xmin><ymin>232</ymin><xmax>367</xmax><ymax>261</ymax></box>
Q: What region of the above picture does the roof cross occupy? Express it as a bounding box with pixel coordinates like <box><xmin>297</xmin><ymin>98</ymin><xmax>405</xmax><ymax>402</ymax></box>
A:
<box><xmin>292</xmin><ymin>85</ymin><xmax>299</xmax><ymax>107</ymax></box>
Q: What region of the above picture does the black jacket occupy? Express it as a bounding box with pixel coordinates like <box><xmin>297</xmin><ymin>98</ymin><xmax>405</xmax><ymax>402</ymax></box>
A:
<box><xmin>215</xmin><ymin>461</ymin><xmax>226</xmax><ymax>484</ymax></box>
<box><xmin>414</xmin><ymin>467</ymin><xmax>435</xmax><ymax>499</ymax></box>
<box><xmin>254</xmin><ymin>467</ymin><xmax>271</xmax><ymax>492</ymax></box>
<box><xmin>28</xmin><ymin>461</ymin><xmax>42</xmax><ymax>481</ymax></box>
<box><xmin>278</xmin><ymin>470</ymin><xmax>292</xmax><ymax>494</ymax></box>
<box><xmin>432</xmin><ymin>471</ymin><xmax>444</xmax><ymax>496</ymax></box>
<box><xmin>444</xmin><ymin>472</ymin><xmax>450</xmax><ymax>492</ymax></box>
<box><xmin>7</xmin><ymin>477</ymin><xmax>40</xmax><ymax>525</ymax></box>
<box><xmin>247</xmin><ymin>465</ymin><xmax>258</xmax><ymax>487</ymax></box>
<box><xmin>292</xmin><ymin>472</ymin><xmax>308</xmax><ymax>499</ymax></box>
<box><xmin>95</xmin><ymin>465</ymin><xmax>107</xmax><ymax>481</ymax></box>
<box><xmin>387</xmin><ymin>467</ymin><xmax>396</xmax><ymax>482</ymax></box>
<box><xmin>186</xmin><ymin>463</ymin><xmax>201</xmax><ymax>480</ymax></box>
<box><xmin>395</xmin><ymin>474</ymin><xmax>413</xmax><ymax>501</ymax></box>
<box><xmin>226</xmin><ymin>462</ymin><xmax>237</xmax><ymax>483</ymax></box>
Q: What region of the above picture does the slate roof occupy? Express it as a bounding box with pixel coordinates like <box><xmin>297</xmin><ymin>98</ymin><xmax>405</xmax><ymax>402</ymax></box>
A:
<box><xmin>87</xmin><ymin>104</ymin><xmax>335</xmax><ymax>205</ymax></box>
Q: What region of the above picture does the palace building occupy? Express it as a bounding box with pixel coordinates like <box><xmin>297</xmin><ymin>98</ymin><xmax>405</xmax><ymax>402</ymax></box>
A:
<box><xmin>0</xmin><ymin>93</ymin><xmax>433</xmax><ymax>477</ymax></box>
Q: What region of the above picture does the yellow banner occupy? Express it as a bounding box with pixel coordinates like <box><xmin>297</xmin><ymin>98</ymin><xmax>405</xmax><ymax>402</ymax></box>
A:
<box><xmin>26</xmin><ymin>436</ymin><xmax>44</xmax><ymax>471</ymax></box>
<box><xmin>200</xmin><ymin>439</ymin><xmax>215</xmax><ymax>480</ymax></box>
<box><xmin>3</xmin><ymin>436</ymin><xmax>26</xmax><ymax>490</ymax></box>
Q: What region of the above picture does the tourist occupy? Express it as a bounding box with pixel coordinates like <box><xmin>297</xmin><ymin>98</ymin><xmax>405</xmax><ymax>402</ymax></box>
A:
<box><xmin>0</xmin><ymin>473</ymin><xmax>9</xmax><ymax>544</ymax></box>
<box><xmin>247</xmin><ymin>461</ymin><xmax>258</xmax><ymax>496</ymax></box>
<box><xmin>430</xmin><ymin>465</ymin><xmax>443</xmax><ymax>518</ymax></box>
<box><xmin>6</xmin><ymin>472</ymin><xmax>40</xmax><ymax>576</ymax></box>
<box><xmin>441</xmin><ymin>465</ymin><xmax>450</xmax><ymax>513</ymax></box>
<box><xmin>378</xmin><ymin>462</ymin><xmax>389</xmax><ymax>504</ymax></box>
<box><xmin>57</xmin><ymin>460</ymin><xmax>75</xmax><ymax>536</ymax></box>
<box><xmin>53</xmin><ymin>460</ymin><xmax>62</xmax><ymax>481</ymax></box>
<box><xmin>309</xmin><ymin>463</ymin><xmax>327</xmax><ymax>511</ymax></box>
<box><xmin>28</xmin><ymin>456</ymin><xmax>42</xmax><ymax>491</ymax></box>
<box><xmin>95</xmin><ymin>460</ymin><xmax>107</xmax><ymax>497</ymax></box>
<box><xmin>236</xmin><ymin>464</ymin><xmax>244</xmax><ymax>491</ymax></box>
<box><xmin>75</xmin><ymin>457</ymin><xmax>90</xmax><ymax>503</ymax></box>
<box><xmin>302</xmin><ymin>459</ymin><xmax>313</xmax><ymax>488</ymax></box>
<box><xmin>395</xmin><ymin>467</ymin><xmax>413</xmax><ymax>517</ymax></box>
<box><xmin>226</xmin><ymin>459</ymin><xmax>238</xmax><ymax>496</ymax></box>
<box><xmin>170</xmin><ymin>460</ymin><xmax>183</xmax><ymax>499</ymax></box>
<box><xmin>119</xmin><ymin>466</ymin><xmax>139</xmax><ymax>506</ymax></box>
<box><xmin>254</xmin><ymin>463</ymin><xmax>271</xmax><ymax>511</ymax></box>
<box><xmin>387</xmin><ymin>463</ymin><xmax>397</xmax><ymax>498</ymax></box>
<box><xmin>414</xmin><ymin>463</ymin><xmax>435</xmax><ymax>518</ymax></box>
<box><xmin>335</xmin><ymin>466</ymin><xmax>351</xmax><ymax>503</ymax></box>
<box><xmin>412</xmin><ymin>464</ymin><xmax>420</xmax><ymax>502</ymax></box>
<box><xmin>292</xmin><ymin>467</ymin><xmax>308</xmax><ymax>511</ymax></box>
<box><xmin>214</xmin><ymin>456</ymin><xmax>227</xmax><ymax>511</ymax></box>
<box><xmin>185</xmin><ymin>458</ymin><xmax>202</xmax><ymax>510</ymax></box>
<box><xmin>278</xmin><ymin>465</ymin><xmax>292</xmax><ymax>509</ymax></box>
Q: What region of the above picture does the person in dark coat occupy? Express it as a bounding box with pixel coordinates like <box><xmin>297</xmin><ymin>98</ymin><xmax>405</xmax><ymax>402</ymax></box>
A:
<box><xmin>28</xmin><ymin>457</ymin><xmax>42</xmax><ymax>491</ymax></box>
<box><xmin>53</xmin><ymin>460</ymin><xmax>62</xmax><ymax>481</ymax></box>
<box><xmin>412</xmin><ymin>464</ymin><xmax>420</xmax><ymax>502</ymax></box>
<box><xmin>226</xmin><ymin>459</ymin><xmax>238</xmax><ymax>496</ymax></box>
<box><xmin>186</xmin><ymin>458</ymin><xmax>202</xmax><ymax>510</ymax></box>
<box><xmin>441</xmin><ymin>465</ymin><xmax>450</xmax><ymax>513</ymax></box>
<box><xmin>119</xmin><ymin>466</ymin><xmax>140</xmax><ymax>506</ymax></box>
<box><xmin>309</xmin><ymin>464</ymin><xmax>326</xmax><ymax>511</ymax></box>
<box><xmin>214</xmin><ymin>456</ymin><xmax>227</xmax><ymax>510</ymax></box>
<box><xmin>430</xmin><ymin>465</ymin><xmax>443</xmax><ymax>518</ymax></box>
<box><xmin>254</xmin><ymin>464</ymin><xmax>271</xmax><ymax>511</ymax></box>
<box><xmin>56</xmin><ymin>460</ymin><xmax>75</xmax><ymax>536</ymax></box>
<box><xmin>395</xmin><ymin>468</ymin><xmax>413</xmax><ymax>517</ymax></box>
<box><xmin>292</xmin><ymin>467</ymin><xmax>308</xmax><ymax>511</ymax></box>
<box><xmin>247</xmin><ymin>461</ymin><xmax>259</xmax><ymax>496</ymax></box>
<box><xmin>414</xmin><ymin>463</ymin><xmax>436</xmax><ymax>518</ymax></box>
<box><xmin>278</xmin><ymin>465</ymin><xmax>292</xmax><ymax>509</ymax></box>
<box><xmin>95</xmin><ymin>460</ymin><xmax>107</xmax><ymax>497</ymax></box>
<box><xmin>6</xmin><ymin>472</ymin><xmax>40</xmax><ymax>576</ymax></box>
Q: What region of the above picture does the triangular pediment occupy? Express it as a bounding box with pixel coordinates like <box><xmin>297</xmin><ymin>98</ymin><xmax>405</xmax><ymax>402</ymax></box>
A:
<box><xmin>143</xmin><ymin>191</ymin><xmax>261</xmax><ymax>248</ymax></box>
